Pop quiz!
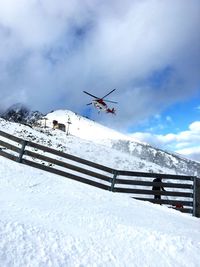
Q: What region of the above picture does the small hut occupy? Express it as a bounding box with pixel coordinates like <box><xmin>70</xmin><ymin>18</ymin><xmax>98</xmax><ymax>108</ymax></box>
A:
<box><xmin>58</xmin><ymin>123</ymin><xmax>66</xmax><ymax>132</ymax></box>
<box><xmin>52</xmin><ymin>120</ymin><xmax>66</xmax><ymax>132</ymax></box>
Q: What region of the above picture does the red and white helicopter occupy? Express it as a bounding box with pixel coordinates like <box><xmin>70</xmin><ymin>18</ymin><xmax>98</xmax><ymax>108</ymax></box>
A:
<box><xmin>83</xmin><ymin>89</ymin><xmax>117</xmax><ymax>114</ymax></box>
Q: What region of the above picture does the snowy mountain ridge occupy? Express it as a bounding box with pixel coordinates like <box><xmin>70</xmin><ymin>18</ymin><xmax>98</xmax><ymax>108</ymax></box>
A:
<box><xmin>1</xmin><ymin>109</ymin><xmax>200</xmax><ymax>267</ymax></box>
<box><xmin>0</xmin><ymin>103</ymin><xmax>44</xmax><ymax>125</ymax></box>
<box><xmin>0</xmin><ymin>108</ymin><xmax>200</xmax><ymax>176</ymax></box>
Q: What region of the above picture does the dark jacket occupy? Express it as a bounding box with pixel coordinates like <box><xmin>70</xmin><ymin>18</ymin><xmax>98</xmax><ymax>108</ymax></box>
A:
<box><xmin>152</xmin><ymin>178</ymin><xmax>165</xmax><ymax>191</ymax></box>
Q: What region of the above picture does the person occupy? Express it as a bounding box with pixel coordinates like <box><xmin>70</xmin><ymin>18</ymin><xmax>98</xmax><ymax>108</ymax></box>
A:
<box><xmin>152</xmin><ymin>178</ymin><xmax>165</xmax><ymax>200</ymax></box>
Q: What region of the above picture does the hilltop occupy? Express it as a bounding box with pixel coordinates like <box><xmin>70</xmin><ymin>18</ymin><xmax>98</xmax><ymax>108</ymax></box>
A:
<box><xmin>0</xmin><ymin>108</ymin><xmax>200</xmax><ymax>176</ymax></box>
<box><xmin>0</xmin><ymin>108</ymin><xmax>200</xmax><ymax>267</ymax></box>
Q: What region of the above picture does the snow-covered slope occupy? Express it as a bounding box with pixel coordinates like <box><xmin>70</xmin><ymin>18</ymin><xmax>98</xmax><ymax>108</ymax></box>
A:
<box><xmin>0</xmin><ymin>156</ymin><xmax>200</xmax><ymax>267</ymax></box>
<box><xmin>0</xmin><ymin>109</ymin><xmax>200</xmax><ymax>267</ymax></box>
<box><xmin>45</xmin><ymin>110</ymin><xmax>135</xmax><ymax>141</ymax></box>
<box><xmin>0</xmin><ymin>117</ymin><xmax>167</xmax><ymax>173</ymax></box>
<box><xmin>1</xmin><ymin>109</ymin><xmax>200</xmax><ymax>176</ymax></box>
<box><xmin>45</xmin><ymin>110</ymin><xmax>200</xmax><ymax>176</ymax></box>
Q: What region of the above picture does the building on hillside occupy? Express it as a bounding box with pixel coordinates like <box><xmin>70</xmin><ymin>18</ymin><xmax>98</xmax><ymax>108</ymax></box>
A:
<box><xmin>52</xmin><ymin>120</ymin><xmax>66</xmax><ymax>132</ymax></box>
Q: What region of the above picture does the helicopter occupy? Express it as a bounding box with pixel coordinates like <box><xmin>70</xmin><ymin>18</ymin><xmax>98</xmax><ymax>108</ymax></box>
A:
<box><xmin>83</xmin><ymin>89</ymin><xmax>117</xmax><ymax>114</ymax></box>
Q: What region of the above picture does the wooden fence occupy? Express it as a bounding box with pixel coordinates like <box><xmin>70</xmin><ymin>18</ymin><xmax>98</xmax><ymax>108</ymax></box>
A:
<box><xmin>0</xmin><ymin>130</ymin><xmax>200</xmax><ymax>217</ymax></box>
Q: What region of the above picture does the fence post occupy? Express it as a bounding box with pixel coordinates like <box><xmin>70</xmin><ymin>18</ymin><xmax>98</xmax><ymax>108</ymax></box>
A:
<box><xmin>193</xmin><ymin>177</ymin><xmax>200</xmax><ymax>217</ymax></box>
<box><xmin>110</xmin><ymin>170</ymin><xmax>118</xmax><ymax>192</ymax></box>
<box><xmin>18</xmin><ymin>140</ymin><xmax>28</xmax><ymax>163</ymax></box>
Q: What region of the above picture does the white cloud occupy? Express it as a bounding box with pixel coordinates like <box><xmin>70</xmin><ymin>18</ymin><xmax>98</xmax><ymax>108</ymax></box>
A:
<box><xmin>176</xmin><ymin>146</ymin><xmax>200</xmax><ymax>162</ymax></box>
<box><xmin>0</xmin><ymin>0</ymin><xmax>199</xmax><ymax>129</ymax></box>
<box><xmin>130</xmin><ymin>120</ymin><xmax>200</xmax><ymax>161</ymax></box>
<box><xmin>188</xmin><ymin>121</ymin><xmax>200</xmax><ymax>132</ymax></box>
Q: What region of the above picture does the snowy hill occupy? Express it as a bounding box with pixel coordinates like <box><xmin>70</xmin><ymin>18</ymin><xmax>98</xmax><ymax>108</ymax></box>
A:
<box><xmin>45</xmin><ymin>110</ymin><xmax>200</xmax><ymax>176</ymax></box>
<box><xmin>1</xmin><ymin>109</ymin><xmax>199</xmax><ymax>176</ymax></box>
<box><xmin>0</xmin><ymin>109</ymin><xmax>200</xmax><ymax>266</ymax></box>
<box><xmin>0</xmin><ymin>153</ymin><xmax>200</xmax><ymax>267</ymax></box>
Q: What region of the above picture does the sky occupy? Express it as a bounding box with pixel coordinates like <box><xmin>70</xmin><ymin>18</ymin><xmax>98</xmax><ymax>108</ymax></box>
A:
<box><xmin>0</xmin><ymin>0</ymin><xmax>200</xmax><ymax>159</ymax></box>
<box><xmin>0</xmin><ymin>119</ymin><xmax>200</xmax><ymax>267</ymax></box>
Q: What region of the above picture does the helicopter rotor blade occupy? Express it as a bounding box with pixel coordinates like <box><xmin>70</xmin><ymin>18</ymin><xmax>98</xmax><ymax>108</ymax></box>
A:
<box><xmin>102</xmin><ymin>89</ymin><xmax>116</xmax><ymax>99</ymax></box>
<box><xmin>103</xmin><ymin>99</ymin><xmax>118</xmax><ymax>104</ymax></box>
<box><xmin>86</xmin><ymin>102</ymin><xmax>93</xmax><ymax>106</ymax></box>
<box><xmin>83</xmin><ymin>91</ymin><xmax>99</xmax><ymax>99</ymax></box>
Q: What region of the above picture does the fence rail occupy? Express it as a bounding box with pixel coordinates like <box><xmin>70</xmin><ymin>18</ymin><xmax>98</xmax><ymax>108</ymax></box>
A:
<box><xmin>0</xmin><ymin>129</ymin><xmax>200</xmax><ymax>217</ymax></box>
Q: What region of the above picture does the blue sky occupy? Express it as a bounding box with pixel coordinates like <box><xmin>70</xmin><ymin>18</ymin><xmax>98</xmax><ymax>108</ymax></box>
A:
<box><xmin>131</xmin><ymin>91</ymin><xmax>200</xmax><ymax>134</ymax></box>
<box><xmin>0</xmin><ymin>0</ymin><xmax>200</xmax><ymax>161</ymax></box>
<box><xmin>129</xmin><ymin>93</ymin><xmax>200</xmax><ymax>161</ymax></box>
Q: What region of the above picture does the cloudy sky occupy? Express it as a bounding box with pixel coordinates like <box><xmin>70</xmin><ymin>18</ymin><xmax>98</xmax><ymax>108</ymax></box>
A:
<box><xmin>0</xmin><ymin>0</ymin><xmax>200</xmax><ymax>160</ymax></box>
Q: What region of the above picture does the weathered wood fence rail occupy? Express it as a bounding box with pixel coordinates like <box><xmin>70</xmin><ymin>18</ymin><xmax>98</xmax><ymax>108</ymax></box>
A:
<box><xmin>0</xmin><ymin>130</ymin><xmax>200</xmax><ymax>217</ymax></box>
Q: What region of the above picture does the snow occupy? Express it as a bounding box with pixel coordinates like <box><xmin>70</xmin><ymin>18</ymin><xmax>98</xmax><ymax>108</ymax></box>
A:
<box><xmin>45</xmin><ymin>110</ymin><xmax>141</xmax><ymax>143</ymax></box>
<box><xmin>0</xmin><ymin>110</ymin><xmax>200</xmax><ymax>266</ymax></box>
<box><xmin>0</xmin><ymin>156</ymin><xmax>200</xmax><ymax>267</ymax></box>
<box><xmin>0</xmin><ymin>111</ymin><xmax>177</xmax><ymax>175</ymax></box>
